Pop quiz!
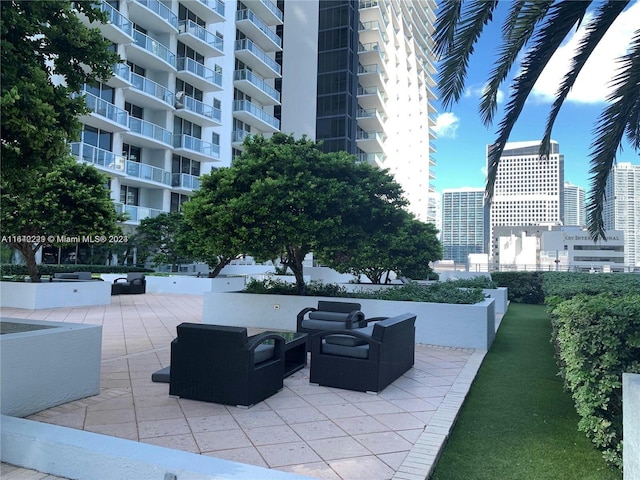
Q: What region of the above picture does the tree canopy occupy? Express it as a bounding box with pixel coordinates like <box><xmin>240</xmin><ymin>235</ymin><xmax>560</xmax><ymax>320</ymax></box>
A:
<box><xmin>133</xmin><ymin>212</ymin><xmax>191</xmax><ymax>272</ymax></box>
<box><xmin>434</xmin><ymin>1</ymin><xmax>640</xmax><ymax>239</ymax></box>
<box><xmin>183</xmin><ymin>133</ymin><xmax>410</xmax><ymax>293</ymax></box>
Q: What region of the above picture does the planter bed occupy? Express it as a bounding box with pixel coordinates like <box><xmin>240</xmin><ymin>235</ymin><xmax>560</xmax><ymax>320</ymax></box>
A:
<box><xmin>203</xmin><ymin>292</ymin><xmax>497</xmax><ymax>350</ymax></box>
<box><xmin>0</xmin><ymin>318</ymin><xmax>102</xmax><ymax>417</ymax></box>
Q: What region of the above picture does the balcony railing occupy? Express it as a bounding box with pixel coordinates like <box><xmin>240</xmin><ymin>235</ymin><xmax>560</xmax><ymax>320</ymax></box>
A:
<box><xmin>98</xmin><ymin>1</ymin><xmax>133</xmax><ymax>37</ymax></box>
<box><xmin>128</xmin><ymin>117</ymin><xmax>173</xmax><ymax>145</ymax></box>
<box><xmin>79</xmin><ymin>91</ymin><xmax>129</xmax><ymax>127</ymax></box>
<box><xmin>357</xmin><ymin>85</ymin><xmax>387</xmax><ymax>100</ymax></box>
<box><xmin>357</xmin><ymin>108</ymin><xmax>386</xmax><ymax>121</ymax></box>
<box><xmin>130</xmin><ymin>73</ymin><xmax>174</xmax><ymax>106</ymax></box>
<box><xmin>173</xmin><ymin>134</ymin><xmax>220</xmax><ymax>159</ymax></box>
<box><xmin>233</xmin><ymin>69</ymin><xmax>280</xmax><ymax>102</ymax></box>
<box><xmin>197</xmin><ymin>0</ymin><xmax>225</xmax><ymax>16</ymax></box>
<box><xmin>172</xmin><ymin>173</ymin><xmax>201</xmax><ymax>190</ymax></box>
<box><xmin>233</xmin><ymin>99</ymin><xmax>280</xmax><ymax>130</ymax></box>
<box><xmin>125</xmin><ymin>160</ymin><xmax>171</xmax><ymax>185</ymax></box>
<box><xmin>260</xmin><ymin>0</ymin><xmax>283</xmax><ymax>22</ymax></box>
<box><xmin>236</xmin><ymin>9</ymin><xmax>282</xmax><ymax>48</ymax></box>
<box><xmin>132</xmin><ymin>30</ymin><xmax>175</xmax><ymax>67</ymax></box>
<box><xmin>357</xmin><ymin>152</ymin><xmax>386</xmax><ymax>164</ymax></box>
<box><xmin>356</xmin><ymin>130</ymin><xmax>385</xmax><ymax>141</ymax></box>
<box><xmin>177</xmin><ymin>57</ymin><xmax>222</xmax><ymax>88</ymax></box>
<box><xmin>358</xmin><ymin>42</ymin><xmax>386</xmax><ymax>61</ymax></box>
<box><xmin>176</xmin><ymin>95</ymin><xmax>221</xmax><ymax>123</ymax></box>
<box><xmin>116</xmin><ymin>203</ymin><xmax>165</xmax><ymax>222</ymax></box>
<box><xmin>234</xmin><ymin>39</ymin><xmax>281</xmax><ymax>75</ymax></box>
<box><xmin>133</xmin><ymin>0</ymin><xmax>178</xmax><ymax>28</ymax></box>
<box><xmin>70</xmin><ymin>142</ymin><xmax>125</xmax><ymax>172</ymax></box>
<box><xmin>178</xmin><ymin>20</ymin><xmax>223</xmax><ymax>53</ymax></box>
<box><xmin>112</xmin><ymin>62</ymin><xmax>131</xmax><ymax>82</ymax></box>
<box><xmin>232</xmin><ymin>129</ymin><xmax>250</xmax><ymax>143</ymax></box>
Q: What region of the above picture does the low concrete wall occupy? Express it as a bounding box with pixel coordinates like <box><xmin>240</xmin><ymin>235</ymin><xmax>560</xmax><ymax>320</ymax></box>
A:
<box><xmin>203</xmin><ymin>293</ymin><xmax>497</xmax><ymax>350</ymax></box>
<box><xmin>0</xmin><ymin>318</ymin><xmax>102</xmax><ymax>417</ymax></box>
<box><xmin>0</xmin><ymin>416</ymin><xmax>312</xmax><ymax>480</ymax></box>
<box><xmin>624</xmin><ymin>373</ymin><xmax>640</xmax><ymax>480</ymax></box>
<box><xmin>100</xmin><ymin>274</ymin><xmax>245</xmax><ymax>295</ymax></box>
<box><xmin>0</xmin><ymin>281</ymin><xmax>111</xmax><ymax>309</ymax></box>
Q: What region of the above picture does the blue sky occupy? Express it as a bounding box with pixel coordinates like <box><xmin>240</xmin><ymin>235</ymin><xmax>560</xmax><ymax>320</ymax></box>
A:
<box><xmin>431</xmin><ymin>1</ymin><xmax>640</xmax><ymax>193</ymax></box>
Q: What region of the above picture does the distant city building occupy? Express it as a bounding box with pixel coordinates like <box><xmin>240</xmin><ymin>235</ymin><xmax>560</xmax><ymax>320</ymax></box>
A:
<box><xmin>487</xmin><ymin>140</ymin><xmax>564</xmax><ymax>259</ymax></box>
<box><xmin>541</xmin><ymin>228</ymin><xmax>625</xmax><ymax>272</ymax></box>
<box><xmin>563</xmin><ymin>181</ymin><xmax>586</xmax><ymax>227</ymax></box>
<box><xmin>441</xmin><ymin>188</ymin><xmax>486</xmax><ymax>264</ymax></box>
<box><xmin>603</xmin><ymin>162</ymin><xmax>640</xmax><ymax>267</ymax></box>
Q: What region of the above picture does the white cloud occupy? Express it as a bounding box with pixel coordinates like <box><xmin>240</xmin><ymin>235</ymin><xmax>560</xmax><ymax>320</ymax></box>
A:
<box><xmin>433</xmin><ymin>112</ymin><xmax>460</xmax><ymax>138</ymax></box>
<box><xmin>531</xmin><ymin>2</ymin><xmax>639</xmax><ymax>104</ymax></box>
<box><xmin>463</xmin><ymin>85</ymin><xmax>506</xmax><ymax>104</ymax></box>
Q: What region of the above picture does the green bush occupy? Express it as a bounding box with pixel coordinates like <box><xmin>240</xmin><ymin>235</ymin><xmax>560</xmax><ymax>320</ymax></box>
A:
<box><xmin>543</xmin><ymin>272</ymin><xmax>640</xmax><ymax>301</ymax></box>
<box><xmin>549</xmin><ymin>293</ymin><xmax>640</xmax><ymax>469</ymax></box>
<box><xmin>0</xmin><ymin>263</ymin><xmax>150</xmax><ymax>278</ymax></box>
<box><xmin>445</xmin><ymin>277</ymin><xmax>498</xmax><ymax>289</ymax></box>
<box><xmin>491</xmin><ymin>272</ymin><xmax>545</xmax><ymax>304</ymax></box>
<box><xmin>243</xmin><ymin>279</ymin><xmax>487</xmax><ymax>304</ymax></box>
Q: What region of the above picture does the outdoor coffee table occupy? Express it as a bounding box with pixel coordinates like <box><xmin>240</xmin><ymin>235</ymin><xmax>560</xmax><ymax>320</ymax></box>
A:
<box><xmin>264</xmin><ymin>331</ymin><xmax>308</xmax><ymax>378</ymax></box>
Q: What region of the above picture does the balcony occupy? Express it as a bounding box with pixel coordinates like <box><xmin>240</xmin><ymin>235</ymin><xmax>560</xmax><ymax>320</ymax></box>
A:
<box><xmin>231</xmin><ymin>129</ymin><xmax>250</xmax><ymax>147</ymax></box>
<box><xmin>245</xmin><ymin>0</ymin><xmax>283</xmax><ymax>25</ymax></box>
<box><xmin>233</xmin><ymin>99</ymin><xmax>279</xmax><ymax>133</ymax></box>
<box><xmin>70</xmin><ymin>142</ymin><xmax>126</xmax><ymax>175</ymax></box>
<box><xmin>356</xmin><ymin>107</ymin><xmax>386</xmax><ymax>131</ymax></box>
<box><xmin>125</xmin><ymin>117</ymin><xmax>173</xmax><ymax>149</ymax></box>
<box><xmin>125</xmin><ymin>160</ymin><xmax>171</xmax><ymax>186</ymax></box>
<box><xmin>233</xmin><ymin>69</ymin><xmax>280</xmax><ymax>105</ymax></box>
<box><xmin>187</xmin><ymin>0</ymin><xmax>225</xmax><ymax>24</ymax></box>
<box><xmin>357</xmin><ymin>151</ymin><xmax>386</xmax><ymax>166</ymax></box>
<box><xmin>128</xmin><ymin>73</ymin><xmax>174</xmax><ymax>110</ymax></box>
<box><xmin>234</xmin><ymin>39</ymin><xmax>281</xmax><ymax>78</ymax></box>
<box><xmin>359</xmin><ymin>0</ymin><xmax>388</xmax><ymax>26</ymax></box>
<box><xmin>174</xmin><ymin>94</ymin><xmax>222</xmax><ymax>127</ymax></box>
<box><xmin>128</xmin><ymin>0</ymin><xmax>178</xmax><ymax>34</ymax></box>
<box><xmin>107</xmin><ymin>62</ymin><xmax>132</xmax><ymax>89</ymax></box>
<box><xmin>177</xmin><ymin>20</ymin><xmax>224</xmax><ymax>57</ymax></box>
<box><xmin>176</xmin><ymin>57</ymin><xmax>222</xmax><ymax>92</ymax></box>
<box><xmin>358</xmin><ymin>42</ymin><xmax>387</xmax><ymax>65</ymax></box>
<box><xmin>235</xmin><ymin>9</ymin><xmax>282</xmax><ymax>52</ymax></box>
<box><xmin>359</xmin><ymin>21</ymin><xmax>387</xmax><ymax>46</ymax></box>
<box><xmin>355</xmin><ymin>130</ymin><xmax>385</xmax><ymax>153</ymax></box>
<box><xmin>77</xmin><ymin>1</ymin><xmax>133</xmax><ymax>45</ymax></box>
<box><xmin>357</xmin><ymin>85</ymin><xmax>386</xmax><ymax>110</ymax></box>
<box><xmin>126</xmin><ymin>30</ymin><xmax>175</xmax><ymax>71</ymax></box>
<box><xmin>357</xmin><ymin>63</ymin><xmax>388</xmax><ymax>89</ymax></box>
<box><xmin>173</xmin><ymin>134</ymin><xmax>220</xmax><ymax>163</ymax></box>
<box><xmin>77</xmin><ymin>91</ymin><xmax>129</xmax><ymax>132</ymax></box>
<box><xmin>172</xmin><ymin>173</ymin><xmax>201</xmax><ymax>192</ymax></box>
<box><xmin>116</xmin><ymin>203</ymin><xmax>165</xmax><ymax>223</ymax></box>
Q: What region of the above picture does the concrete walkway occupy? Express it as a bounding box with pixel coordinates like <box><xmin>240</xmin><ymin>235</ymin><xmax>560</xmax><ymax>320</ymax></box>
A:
<box><xmin>1</xmin><ymin>294</ymin><xmax>489</xmax><ymax>480</ymax></box>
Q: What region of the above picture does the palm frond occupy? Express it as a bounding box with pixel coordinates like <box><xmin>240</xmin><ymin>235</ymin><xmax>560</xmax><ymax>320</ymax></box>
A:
<box><xmin>588</xmin><ymin>28</ymin><xmax>640</xmax><ymax>240</ymax></box>
<box><xmin>540</xmin><ymin>1</ymin><xmax>629</xmax><ymax>159</ymax></box>
<box><xmin>480</xmin><ymin>1</ymin><xmax>553</xmax><ymax>126</ymax></box>
<box><xmin>433</xmin><ymin>1</ymin><xmax>463</xmax><ymax>58</ymax></box>
<box><xmin>436</xmin><ymin>0</ymin><xmax>499</xmax><ymax>109</ymax></box>
<box><xmin>486</xmin><ymin>1</ymin><xmax>592</xmax><ymax>203</ymax></box>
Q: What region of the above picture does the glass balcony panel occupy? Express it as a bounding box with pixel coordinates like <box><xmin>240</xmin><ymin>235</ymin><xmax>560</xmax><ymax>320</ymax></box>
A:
<box><xmin>125</xmin><ymin>160</ymin><xmax>170</xmax><ymax>185</ymax></box>
<box><xmin>134</xmin><ymin>0</ymin><xmax>178</xmax><ymax>28</ymax></box>
<box><xmin>177</xmin><ymin>95</ymin><xmax>221</xmax><ymax>123</ymax></box>
<box><xmin>235</xmin><ymin>9</ymin><xmax>282</xmax><ymax>49</ymax></box>
<box><xmin>232</xmin><ymin>129</ymin><xmax>250</xmax><ymax>143</ymax></box>
<box><xmin>260</xmin><ymin>0</ymin><xmax>283</xmax><ymax>22</ymax></box>
<box><xmin>128</xmin><ymin>117</ymin><xmax>173</xmax><ymax>145</ymax></box>
<box><xmin>71</xmin><ymin>142</ymin><xmax>125</xmax><ymax>172</ymax></box>
<box><xmin>232</xmin><ymin>99</ymin><xmax>280</xmax><ymax>130</ymax></box>
<box><xmin>130</xmin><ymin>73</ymin><xmax>174</xmax><ymax>106</ymax></box>
<box><xmin>178</xmin><ymin>20</ymin><xmax>224</xmax><ymax>53</ymax></box>
<box><xmin>99</xmin><ymin>1</ymin><xmax>133</xmax><ymax>37</ymax></box>
<box><xmin>172</xmin><ymin>173</ymin><xmax>201</xmax><ymax>190</ymax></box>
<box><xmin>176</xmin><ymin>57</ymin><xmax>223</xmax><ymax>88</ymax></box>
<box><xmin>79</xmin><ymin>91</ymin><xmax>129</xmax><ymax>127</ymax></box>
<box><xmin>233</xmin><ymin>69</ymin><xmax>280</xmax><ymax>102</ymax></box>
<box><xmin>118</xmin><ymin>204</ymin><xmax>164</xmax><ymax>222</ymax></box>
<box><xmin>132</xmin><ymin>30</ymin><xmax>176</xmax><ymax>67</ymax></box>
<box><xmin>113</xmin><ymin>63</ymin><xmax>131</xmax><ymax>82</ymax></box>
<box><xmin>234</xmin><ymin>39</ymin><xmax>281</xmax><ymax>77</ymax></box>
<box><xmin>173</xmin><ymin>134</ymin><xmax>220</xmax><ymax>159</ymax></box>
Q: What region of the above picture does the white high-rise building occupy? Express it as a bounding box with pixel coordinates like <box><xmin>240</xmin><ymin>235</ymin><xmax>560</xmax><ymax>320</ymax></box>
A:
<box><xmin>72</xmin><ymin>0</ymin><xmax>438</xmax><ymax>237</ymax></box>
<box><xmin>603</xmin><ymin>162</ymin><xmax>640</xmax><ymax>268</ymax></box>
<box><xmin>563</xmin><ymin>181</ymin><xmax>586</xmax><ymax>227</ymax></box>
<box><xmin>488</xmin><ymin>140</ymin><xmax>564</xmax><ymax>257</ymax></box>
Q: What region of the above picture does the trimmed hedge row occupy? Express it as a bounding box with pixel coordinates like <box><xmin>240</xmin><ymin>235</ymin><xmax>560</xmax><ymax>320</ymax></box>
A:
<box><xmin>0</xmin><ymin>263</ymin><xmax>150</xmax><ymax>277</ymax></box>
<box><xmin>549</xmin><ymin>294</ymin><xmax>640</xmax><ymax>469</ymax></box>
<box><xmin>543</xmin><ymin>272</ymin><xmax>640</xmax><ymax>301</ymax></box>
<box><xmin>491</xmin><ymin>271</ymin><xmax>545</xmax><ymax>304</ymax></box>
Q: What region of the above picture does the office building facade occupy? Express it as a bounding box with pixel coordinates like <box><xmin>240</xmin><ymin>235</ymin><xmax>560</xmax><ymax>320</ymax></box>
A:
<box><xmin>488</xmin><ymin>140</ymin><xmax>564</xmax><ymax>259</ymax></box>
<box><xmin>72</xmin><ymin>0</ymin><xmax>437</xmax><ymax>235</ymax></box>
<box><xmin>603</xmin><ymin>162</ymin><xmax>640</xmax><ymax>268</ymax></box>
<box><xmin>563</xmin><ymin>181</ymin><xmax>586</xmax><ymax>227</ymax></box>
<box><xmin>441</xmin><ymin>188</ymin><xmax>485</xmax><ymax>264</ymax></box>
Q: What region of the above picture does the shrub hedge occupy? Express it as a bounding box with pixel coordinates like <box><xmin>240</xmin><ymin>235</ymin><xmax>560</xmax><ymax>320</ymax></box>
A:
<box><xmin>549</xmin><ymin>294</ymin><xmax>640</xmax><ymax>469</ymax></box>
<box><xmin>491</xmin><ymin>271</ymin><xmax>545</xmax><ymax>304</ymax></box>
<box><xmin>543</xmin><ymin>272</ymin><xmax>640</xmax><ymax>301</ymax></box>
<box><xmin>0</xmin><ymin>263</ymin><xmax>150</xmax><ymax>277</ymax></box>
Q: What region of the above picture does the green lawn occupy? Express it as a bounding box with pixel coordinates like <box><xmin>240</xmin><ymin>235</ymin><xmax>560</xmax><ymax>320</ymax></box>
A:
<box><xmin>430</xmin><ymin>303</ymin><xmax>622</xmax><ymax>480</ymax></box>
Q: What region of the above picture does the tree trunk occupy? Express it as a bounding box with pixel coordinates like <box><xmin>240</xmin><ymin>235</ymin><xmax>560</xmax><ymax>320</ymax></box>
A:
<box><xmin>283</xmin><ymin>245</ymin><xmax>307</xmax><ymax>295</ymax></box>
<box><xmin>208</xmin><ymin>256</ymin><xmax>233</xmax><ymax>278</ymax></box>
<box><xmin>14</xmin><ymin>242</ymin><xmax>41</xmax><ymax>282</ymax></box>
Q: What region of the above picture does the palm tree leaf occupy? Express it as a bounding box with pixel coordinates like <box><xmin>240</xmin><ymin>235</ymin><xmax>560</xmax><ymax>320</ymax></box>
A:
<box><xmin>433</xmin><ymin>1</ymin><xmax>463</xmax><ymax>58</ymax></box>
<box><xmin>480</xmin><ymin>1</ymin><xmax>553</xmax><ymax>126</ymax></box>
<box><xmin>486</xmin><ymin>1</ymin><xmax>592</xmax><ymax>203</ymax></box>
<box><xmin>540</xmin><ymin>1</ymin><xmax>630</xmax><ymax>159</ymax></box>
<box><xmin>588</xmin><ymin>28</ymin><xmax>640</xmax><ymax>240</ymax></box>
<box><xmin>436</xmin><ymin>0</ymin><xmax>499</xmax><ymax>109</ymax></box>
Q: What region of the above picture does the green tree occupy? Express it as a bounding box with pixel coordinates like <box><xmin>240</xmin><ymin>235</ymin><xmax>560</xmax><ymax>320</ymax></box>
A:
<box><xmin>184</xmin><ymin>133</ymin><xmax>408</xmax><ymax>293</ymax></box>
<box><xmin>133</xmin><ymin>212</ymin><xmax>191</xmax><ymax>271</ymax></box>
<box><xmin>434</xmin><ymin>1</ymin><xmax>640</xmax><ymax>239</ymax></box>
<box><xmin>1</xmin><ymin>0</ymin><xmax>120</xmax><ymax>177</ymax></box>
<box><xmin>1</xmin><ymin>158</ymin><xmax>120</xmax><ymax>281</ymax></box>
<box><xmin>389</xmin><ymin>218</ymin><xmax>442</xmax><ymax>281</ymax></box>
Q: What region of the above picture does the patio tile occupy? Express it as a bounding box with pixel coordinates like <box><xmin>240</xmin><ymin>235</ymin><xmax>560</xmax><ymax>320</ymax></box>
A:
<box><xmin>257</xmin><ymin>442</ymin><xmax>322</xmax><ymax>467</ymax></box>
<box><xmin>231</xmin><ymin>410</ymin><xmax>285</xmax><ymax>429</ymax></box>
<box><xmin>375</xmin><ymin>413</ymin><xmax>426</xmax><ymax>431</ymax></box>
<box><xmin>332</xmin><ymin>415</ymin><xmax>390</xmax><ymax>435</ymax></box>
<box><xmin>315</xmin><ymin>402</ymin><xmax>367</xmax><ymax>419</ymax></box>
<box><xmin>378</xmin><ymin>451</ymin><xmax>409</xmax><ymax>471</ymax></box>
<box><xmin>243</xmin><ymin>424</ymin><xmax>303</xmax><ymax>446</ymax></box>
<box><xmin>195</xmin><ymin>428</ymin><xmax>252</xmax><ymax>452</ymax></box>
<box><xmin>275</xmin><ymin>406</ymin><xmax>328</xmax><ymax>425</ymax></box>
<box><xmin>203</xmin><ymin>447</ymin><xmax>268</xmax><ymax>468</ymax></box>
<box><xmin>356</xmin><ymin>399</ymin><xmax>405</xmax><ymax>416</ymax></box>
<box><xmin>352</xmin><ymin>431</ymin><xmax>413</xmax><ymax>455</ymax></box>
<box><xmin>186</xmin><ymin>414</ymin><xmax>240</xmax><ymax>433</ymax></box>
<box><xmin>328</xmin><ymin>455</ymin><xmax>395</xmax><ymax>480</ymax></box>
<box><xmin>134</xmin><ymin>404</ymin><xmax>184</xmax><ymax>422</ymax></box>
<box><xmin>307</xmin><ymin>436</ymin><xmax>371</xmax><ymax>460</ymax></box>
<box><xmin>289</xmin><ymin>420</ymin><xmax>348</xmax><ymax>441</ymax></box>
<box><xmin>84</xmin><ymin>408</ymin><xmax>135</xmax><ymax>427</ymax></box>
<box><xmin>84</xmin><ymin>422</ymin><xmax>139</xmax><ymax>440</ymax></box>
<box><xmin>137</xmin><ymin>418</ymin><xmax>191</xmax><ymax>439</ymax></box>
<box><xmin>278</xmin><ymin>462</ymin><xmax>342</xmax><ymax>480</ymax></box>
<box><xmin>141</xmin><ymin>434</ymin><xmax>200</xmax><ymax>453</ymax></box>
<box><xmin>178</xmin><ymin>398</ymin><xmax>229</xmax><ymax>417</ymax></box>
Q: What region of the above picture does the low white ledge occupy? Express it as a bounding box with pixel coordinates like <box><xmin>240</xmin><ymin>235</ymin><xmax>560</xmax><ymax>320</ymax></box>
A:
<box><xmin>624</xmin><ymin>373</ymin><xmax>640</xmax><ymax>479</ymax></box>
<box><xmin>100</xmin><ymin>274</ymin><xmax>246</xmax><ymax>295</ymax></box>
<box><xmin>0</xmin><ymin>281</ymin><xmax>111</xmax><ymax>309</ymax></box>
<box><xmin>1</xmin><ymin>318</ymin><xmax>102</xmax><ymax>417</ymax></box>
<box><xmin>0</xmin><ymin>416</ymin><xmax>312</xmax><ymax>480</ymax></box>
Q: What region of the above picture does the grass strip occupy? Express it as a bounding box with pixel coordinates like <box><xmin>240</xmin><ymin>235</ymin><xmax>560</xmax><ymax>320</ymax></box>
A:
<box><xmin>430</xmin><ymin>303</ymin><xmax>621</xmax><ymax>480</ymax></box>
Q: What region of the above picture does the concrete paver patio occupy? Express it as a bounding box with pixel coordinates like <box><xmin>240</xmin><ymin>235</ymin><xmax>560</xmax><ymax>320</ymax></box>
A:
<box><xmin>1</xmin><ymin>293</ymin><xmax>488</xmax><ymax>480</ymax></box>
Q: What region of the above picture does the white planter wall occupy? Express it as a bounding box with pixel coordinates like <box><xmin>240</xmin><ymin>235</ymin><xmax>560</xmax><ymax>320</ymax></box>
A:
<box><xmin>0</xmin><ymin>281</ymin><xmax>111</xmax><ymax>309</ymax></box>
<box><xmin>0</xmin><ymin>318</ymin><xmax>102</xmax><ymax>417</ymax></box>
<box><xmin>203</xmin><ymin>293</ymin><xmax>497</xmax><ymax>350</ymax></box>
<box><xmin>100</xmin><ymin>275</ymin><xmax>245</xmax><ymax>295</ymax></box>
<box><xmin>624</xmin><ymin>373</ymin><xmax>640</xmax><ymax>479</ymax></box>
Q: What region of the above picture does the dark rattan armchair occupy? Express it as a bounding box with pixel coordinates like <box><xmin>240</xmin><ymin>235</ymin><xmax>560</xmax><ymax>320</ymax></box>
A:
<box><xmin>297</xmin><ymin>301</ymin><xmax>368</xmax><ymax>350</ymax></box>
<box><xmin>169</xmin><ymin>323</ymin><xmax>285</xmax><ymax>407</ymax></box>
<box><xmin>111</xmin><ymin>273</ymin><xmax>146</xmax><ymax>295</ymax></box>
<box><xmin>310</xmin><ymin>313</ymin><xmax>416</xmax><ymax>393</ymax></box>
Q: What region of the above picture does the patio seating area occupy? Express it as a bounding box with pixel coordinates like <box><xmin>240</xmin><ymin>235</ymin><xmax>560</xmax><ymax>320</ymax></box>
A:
<box><xmin>0</xmin><ymin>293</ymin><xmax>489</xmax><ymax>480</ymax></box>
